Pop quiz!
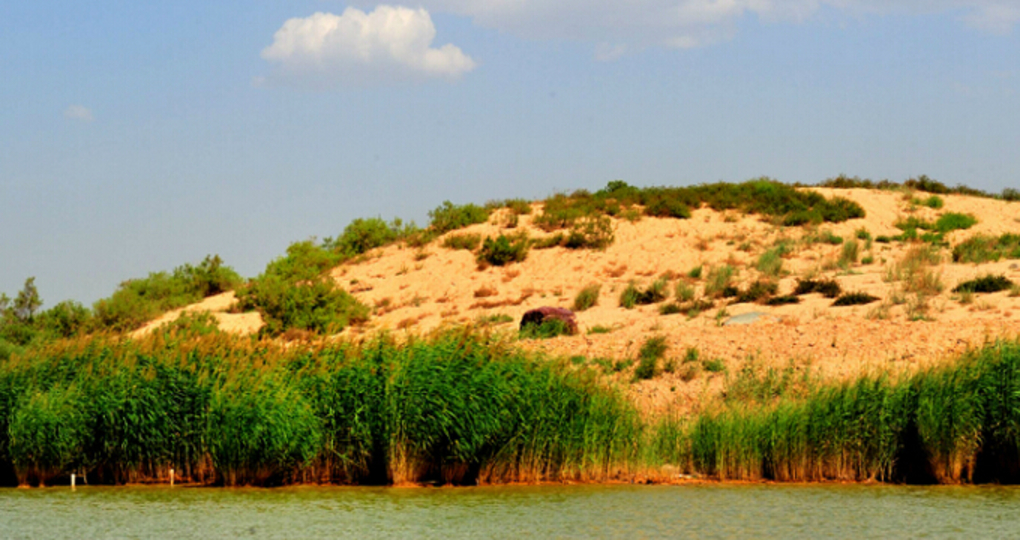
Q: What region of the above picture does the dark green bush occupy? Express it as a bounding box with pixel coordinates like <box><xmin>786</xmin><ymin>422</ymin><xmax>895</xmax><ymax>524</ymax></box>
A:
<box><xmin>92</xmin><ymin>255</ymin><xmax>241</xmax><ymax>332</ymax></box>
<box><xmin>953</xmin><ymin>275</ymin><xmax>1014</xmax><ymax>294</ymax></box>
<box><xmin>736</xmin><ymin>281</ymin><xmax>778</xmax><ymax>304</ymax></box>
<box><xmin>325</xmin><ymin>217</ymin><xmax>408</xmax><ymax>256</ymax></box>
<box><xmin>477</xmin><ymin>234</ymin><xmax>529</xmax><ymax>267</ymax></box>
<box><xmin>935</xmin><ymin>213</ymin><xmax>977</xmax><ymax>233</ymax></box>
<box><xmin>766</xmin><ymin>295</ymin><xmax>800</xmax><ymax>306</ymax></box>
<box><xmin>832</xmin><ymin>292</ymin><xmax>880</xmax><ymax>306</ymax></box>
<box><xmin>794</xmin><ymin>278</ymin><xmax>842</xmax><ymax>298</ymax></box>
<box><xmin>644</xmin><ymin>197</ymin><xmax>692</xmax><ymax>219</ymax></box>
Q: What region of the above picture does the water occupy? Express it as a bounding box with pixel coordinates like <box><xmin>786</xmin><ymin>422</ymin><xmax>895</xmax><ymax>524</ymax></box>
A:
<box><xmin>2</xmin><ymin>483</ymin><xmax>1019</xmax><ymax>539</ymax></box>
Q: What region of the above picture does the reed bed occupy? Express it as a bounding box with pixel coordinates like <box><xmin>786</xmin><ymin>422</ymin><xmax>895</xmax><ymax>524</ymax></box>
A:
<box><xmin>0</xmin><ymin>330</ymin><xmax>640</xmax><ymax>487</ymax></box>
<box><xmin>655</xmin><ymin>340</ymin><xmax>1020</xmax><ymax>484</ymax></box>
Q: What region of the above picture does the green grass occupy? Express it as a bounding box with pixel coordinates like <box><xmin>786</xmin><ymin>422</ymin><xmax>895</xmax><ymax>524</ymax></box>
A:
<box><xmin>0</xmin><ymin>332</ymin><xmax>641</xmax><ymax>486</ymax></box>
<box><xmin>634</xmin><ymin>336</ymin><xmax>668</xmax><ymax>381</ymax></box>
<box><xmin>572</xmin><ymin>283</ymin><xmax>602</xmax><ymax>311</ymax></box>
<box><xmin>704</xmin><ymin>265</ymin><xmax>737</xmax><ymax>298</ymax></box>
<box><xmin>653</xmin><ymin>340</ymin><xmax>1020</xmax><ymax>484</ymax></box>
<box><xmin>755</xmin><ymin>247</ymin><xmax>785</xmax><ymax>278</ymax></box>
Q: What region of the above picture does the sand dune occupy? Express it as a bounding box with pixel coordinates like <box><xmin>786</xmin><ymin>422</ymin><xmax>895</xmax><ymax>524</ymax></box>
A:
<box><xmin>140</xmin><ymin>188</ymin><xmax>1020</xmax><ymax>414</ymax></box>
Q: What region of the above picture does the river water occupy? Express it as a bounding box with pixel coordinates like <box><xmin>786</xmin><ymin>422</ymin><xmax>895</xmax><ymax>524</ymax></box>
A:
<box><xmin>2</xmin><ymin>483</ymin><xmax>1019</xmax><ymax>539</ymax></box>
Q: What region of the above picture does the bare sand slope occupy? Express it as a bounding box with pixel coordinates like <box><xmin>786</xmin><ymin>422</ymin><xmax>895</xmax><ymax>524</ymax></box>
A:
<box><xmin>143</xmin><ymin>188</ymin><xmax>1020</xmax><ymax>414</ymax></box>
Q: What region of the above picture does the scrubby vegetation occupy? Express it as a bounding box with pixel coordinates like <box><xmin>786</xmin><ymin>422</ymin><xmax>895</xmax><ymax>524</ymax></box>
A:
<box><xmin>532</xmin><ymin>180</ymin><xmax>864</xmax><ymax>241</ymax></box>
<box><xmin>235</xmin><ymin>241</ymin><xmax>368</xmax><ymax>337</ymax></box>
<box><xmin>832</xmin><ymin>292</ymin><xmax>880</xmax><ymax>306</ymax></box>
<box><xmin>793</xmin><ymin>278</ymin><xmax>842</xmax><ymax>298</ymax></box>
<box><xmin>953</xmin><ymin>234</ymin><xmax>1020</xmax><ymax>263</ymax></box>
<box><xmin>619</xmin><ymin>279</ymin><xmax>669</xmax><ymax>309</ymax></box>
<box><xmin>953</xmin><ymin>275</ymin><xmax>1015</xmax><ymax>294</ymax></box>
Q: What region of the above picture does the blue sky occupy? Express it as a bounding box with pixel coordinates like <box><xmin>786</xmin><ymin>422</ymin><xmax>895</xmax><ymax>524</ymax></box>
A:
<box><xmin>2</xmin><ymin>1</ymin><xmax>1018</xmax><ymax>305</ymax></box>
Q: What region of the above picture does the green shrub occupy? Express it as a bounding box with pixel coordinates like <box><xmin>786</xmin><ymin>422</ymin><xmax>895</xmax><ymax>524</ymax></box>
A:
<box><xmin>236</xmin><ymin>276</ymin><xmax>368</xmax><ymax>336</ymax></box>
<box><xmin>935</xmin><ymin>213</ymin><xmax>977</xmax><ymax>233</ymax></box>
<box><xmin>587</xmin><ymin>325</ymin><xmax>613</xmax><ymax>335</ymax></box>
<box><xmin>687</xmin><ymin>265</ymin><xmax>703</xmax><ymax>279</ymax></box>
<box><xmin>634</xmin><ymin>336</ymin><xmax>668</xmax><ymax>380</ymax></box>
<box><xmin>952</xmin><ymin>234</ymin><xmax>1020</xmax><ymax>263</ymax></box>
<box><xmin>952</xmin><ymin>275</ymin><xmax>1014</xmax><ymax>294</ymax></box>
<box><xmin>477</xmin><ymin>234</ymin><xmax>529</xmax><ymax>267</ymax></box>
<box><xmin>442</xmin><ymin>233</ymin><xmax>482</xmax><ymax>251</ymax></box>
<box><xmin>519</xmin><ymin>318</ymin><xmax>571</xmax><ymax>340</ymax></box>
<box><xmin>856</xmin><ymin>228</ymin><xmax>872</xmax><ymax>240</ymax></box>
<box><xmin>922</xmin><ymin>195</ymin><xmax>945</xmax><ymax>209</ymax></box>
<box><xmin>428</xmin><ymin>201</ymin><xmax>490</xmax><ymax>234</ymax></box>
<box><xmin>1003</xmin><ymin>188</ymin><xmax>1020</xmax><ymax>202</ymax></box>
<box><xmin>702</xmin><ymin>358</ymin><xmax>726</xmax><ymax>373</ymax></box>
<box><xmin>501</xmin><ymin>198</ymin><xmax>533</xmax><ymax>215</ymax></box>
<box><xmin>565</xmin><ymin>215</ymin><xmax>615</xmax><ymax>250</ymax></box>
<box><xmin>644</xmin><ymin>197</ymin><xmax>691</xmax><ymax>219</ymax></box>
<box><xmin>326</xmin><ymin>217</ymin><xmax>406</xmax><ymax>256</ymax></box>
<box><xmin>573</xmin><ymin>283</ymin><xmax>601</xmax><ymax>311</ymax></box>
<box><xmin>832</xmin><ymin>292</ymin><xmax>880</xmax><ymax>306</ymax></box>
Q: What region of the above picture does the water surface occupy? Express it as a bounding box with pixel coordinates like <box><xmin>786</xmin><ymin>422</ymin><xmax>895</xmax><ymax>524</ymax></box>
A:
<box><xmin>2</xmin><ymin>483</ymin><xmax>1019</xmax><ymax>539</ymax></box>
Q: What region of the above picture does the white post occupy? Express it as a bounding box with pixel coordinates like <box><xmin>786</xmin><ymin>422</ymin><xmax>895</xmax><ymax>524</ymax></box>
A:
<box><xmin>170</xmin><ymin>468</ymin><xmax>175</xmax><ymax>487</ymax></box>
<box><xmin>71</xmin><ymin>473</ymin><xmax>76</xmax><ymax>490</ymax></box>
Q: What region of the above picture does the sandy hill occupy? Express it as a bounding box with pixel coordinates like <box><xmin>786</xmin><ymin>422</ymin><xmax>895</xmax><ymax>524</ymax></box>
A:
<box><xmin>136</xmin><ymin>187</ymin><xmax>1020</xmax><ymax>415</ymax></box>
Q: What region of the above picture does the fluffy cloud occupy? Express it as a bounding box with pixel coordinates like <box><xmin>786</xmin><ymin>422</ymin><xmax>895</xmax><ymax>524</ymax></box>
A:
<box><xmin>261</xmin><ymin>6</ymin><xmax>476</xmax><ymax>87</ymax></box>
<box><xmin>63</xmin><ymin>105</ymin><xmax>94</xmax><ymax>122</ymax></box>
<box><xmin>352</xmin><ymin>0</ymin><xmax>1017</xmax><ymax>58</ymax></box>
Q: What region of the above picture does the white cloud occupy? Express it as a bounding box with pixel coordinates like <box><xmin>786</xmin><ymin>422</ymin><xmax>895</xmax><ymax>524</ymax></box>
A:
<box><xmin>350</xmin><ymin>0</ymin><xmax>1017</xmax><ymax>56</ymax></box>
<box><xmin>64</xmin><ymin>105</ymin><xmax>94</xmax><ymax>122</ymax></box>
<box><xmin>261</xmin><ymin>6</ymin><xmax>476</xmax><ymax>87</ymax></box>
